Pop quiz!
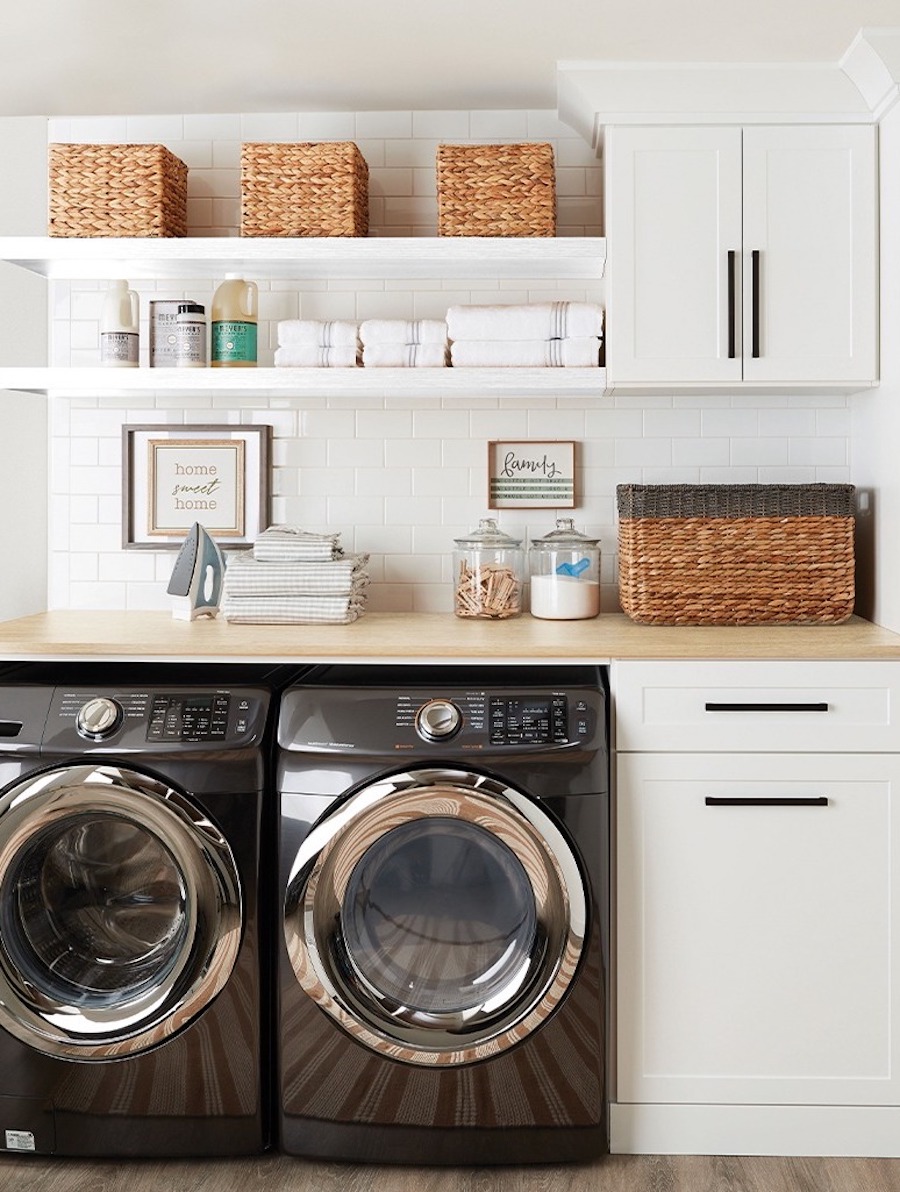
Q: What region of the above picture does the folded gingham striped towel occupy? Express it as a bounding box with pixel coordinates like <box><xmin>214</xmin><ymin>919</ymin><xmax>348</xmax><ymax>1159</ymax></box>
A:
<box><xmin>222</xmin><ymin>593</ymin><xmax>366</xmax><ymax>624</ymax></box>
<box><xmin>224</xmin><ymin>551</ymin><xmax>369</xmax><ymax>597</ymax></box>
<box><xmin>253</xmin><ymin>526</ymin><xmax>344</xmax><ymax>563</ymax></box>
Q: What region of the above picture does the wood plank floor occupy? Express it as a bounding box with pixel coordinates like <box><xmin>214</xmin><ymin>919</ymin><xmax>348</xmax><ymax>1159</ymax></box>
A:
<box><xmin>6</xmin><ymin>1153</ymin><xmax>900</xmax><ymax>1192</ymax></box>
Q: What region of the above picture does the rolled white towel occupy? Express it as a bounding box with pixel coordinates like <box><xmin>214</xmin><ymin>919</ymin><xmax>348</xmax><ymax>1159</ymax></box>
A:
<box><xmin>359</xmin><ymin>319</ymin><xmax>448</xmax><ymax>345</ymax></box>
<box><xmin>450</xmin><ymin>338</ymin><xmax>602</xmax><ymax>368</ymax></box>
<box><xmin>277</xmin><ymin>320</ymin><xmax>359</xmax><ymax>347</ymax></box>
<box><xmin>274</xmin><ymin>345</ymin><xmax>359</xmax><ymax>368</ymax></box>
<box><xmin>362</xmin><ymin>343</ymin><xmax>448</xmax><ymax>368</ymax></box>
<box><xmin>447</xmin><ymin>302</ymin><xmax>604</xmax><ymax>342</ymax></box>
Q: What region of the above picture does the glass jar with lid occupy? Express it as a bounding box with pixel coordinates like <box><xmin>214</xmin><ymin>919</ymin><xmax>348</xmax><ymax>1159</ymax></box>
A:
<box><xmin>528</xmin><ymin>519</ymin><xmax>601</xmax><ymax>620</ymax></box>
<box><xmin>453</xmin><ymin>518</ymin><xmax>524</xmax><ymax>619</ymax></box>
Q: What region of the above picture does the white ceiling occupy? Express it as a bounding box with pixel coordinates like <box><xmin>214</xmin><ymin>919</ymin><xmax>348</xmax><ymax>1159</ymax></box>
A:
<box><xmin>5</xmin><ymin>0</ymin><xmax>900</xmax><ymax>118</ymax></box>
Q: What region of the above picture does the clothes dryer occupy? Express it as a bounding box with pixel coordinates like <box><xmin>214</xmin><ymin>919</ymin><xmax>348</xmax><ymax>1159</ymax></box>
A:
<box><xmin>0</xmin><ymin>677</ymin><xmax>271</xmax><ymax>1158</ymax></box>
<box><xmin>276</xmin><ymin>665</ymin><xmax>608</xmax><ymax>1165</ymax></box>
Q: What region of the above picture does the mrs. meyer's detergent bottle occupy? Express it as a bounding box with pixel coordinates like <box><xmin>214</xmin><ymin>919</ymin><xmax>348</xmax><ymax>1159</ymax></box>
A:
<box><xmin>211</xmin><ymin>274</ymin><xmax>258</xmax><ymax>367</ymax></box>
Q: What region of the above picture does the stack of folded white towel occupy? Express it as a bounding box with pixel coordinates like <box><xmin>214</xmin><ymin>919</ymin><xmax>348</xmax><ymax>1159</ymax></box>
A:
<box><xmin>446</xmin><ymin>301</ymin><xmax>604</xmax><ymax>367</ymax></box>
<box><xmin>359</xmin><ymin>319</ymin><xmax>449</xmax><ymax>368</ymax></box>
<box><xmin>274</xmin><ymin>321</ymin><xmax>360</xmax><ymax>368</ymax></box>
<box><xmin>222</xmin><ymin>526</ymin><xmax>369</xmax><ymax>624</ymax></box>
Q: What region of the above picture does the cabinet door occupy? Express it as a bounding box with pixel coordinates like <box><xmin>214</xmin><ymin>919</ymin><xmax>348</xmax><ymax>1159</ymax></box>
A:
<box><xmin>742</xmin><ymin>125</ymin><xmax>878</xmax><ymax>383</ymax></box>
<box><xmin>605</xmin><ymin>125</ymin><xmax>743</xmax><ymax>384</ymax></box>
<box><xmin>617</xmin><ymin>753</ymin><xmax>900</xmax><ymax>1106</ymax></box>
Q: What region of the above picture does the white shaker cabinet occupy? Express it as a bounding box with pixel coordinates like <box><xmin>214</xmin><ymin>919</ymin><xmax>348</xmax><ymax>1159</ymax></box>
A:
<box><xmin>604</xmin><ymin>124</ymin><xmax>878</xmax><ymax>390</ymax></box>
<box><xmin>616</xmin><ymin>751</ymin><xmax>900</xmax><ymax>1107</ymax></box>
<box><xmin>612</xmin><ymin>660</ymin><xmax>900</xmax><ymax>1152</ymax></box>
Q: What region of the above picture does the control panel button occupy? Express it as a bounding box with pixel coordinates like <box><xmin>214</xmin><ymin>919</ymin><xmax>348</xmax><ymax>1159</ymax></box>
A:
<box><xmin>76</xmin><ymin>697</ymin><xmax>123</xmax><ymax>741</ymax></box>
<box><xmin>415</xmin><ymin>699</ymin><xmax>462</xmax><ymax>741</ymax></box>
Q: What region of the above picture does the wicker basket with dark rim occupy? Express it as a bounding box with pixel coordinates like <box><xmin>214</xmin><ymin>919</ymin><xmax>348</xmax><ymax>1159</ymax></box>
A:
<box><xmin>616</xmin><ymin>483</ymin><xmax>856</xmax><ymax>626</ymax></box>
<box><xmin>240</xmin><ymin>142</ymin><xmax>369</xmax><ymax>237</ymax></box>
<box><xmin>48</xmin><ymin>143</ymin><xmax>188</xmax><ymax>237</ymax></box>
<box><xmin>436</xmin><ymin>143</ymin><xmax>556</xmax><ymax>237</ymax></box>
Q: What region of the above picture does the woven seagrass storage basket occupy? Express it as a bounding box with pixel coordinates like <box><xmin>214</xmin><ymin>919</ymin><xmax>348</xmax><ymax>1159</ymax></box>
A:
<box><xmin>616</xmin><ymin>484</ymin><xmax>856</xmax><ymax>626</ymax></box>
<box><xmin>240</xmin><ymin>142</ymin><xmax>369</xmax><ymax>237</ymax></box>
<box><xmin>48</xmin><ymin>143</ymin><xmax>188</xmax><ymax>237</ymax></box>
<box><xmin>436</xmin><ymin>143</ymin><xmax>556</xmax><ymax>237</ymax></box>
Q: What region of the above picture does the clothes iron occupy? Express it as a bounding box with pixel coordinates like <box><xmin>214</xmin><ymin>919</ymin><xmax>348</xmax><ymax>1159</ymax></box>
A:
<box><xmin>166</xmin><ymin>522</ymin><xmax>225</xmax><ymax>620</ymax></box>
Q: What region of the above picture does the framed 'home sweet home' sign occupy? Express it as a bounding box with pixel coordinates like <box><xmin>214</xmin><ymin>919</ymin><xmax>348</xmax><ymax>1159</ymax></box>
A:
<box><xmin>122</xmin><ymin>424</ymin><xmax>271</xmax><ymax>548</ymax></box>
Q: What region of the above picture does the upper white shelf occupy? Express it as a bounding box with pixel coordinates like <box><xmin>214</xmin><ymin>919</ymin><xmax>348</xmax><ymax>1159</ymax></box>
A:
<box><xmin>0</xmin><ymin>236</ymin><xmax>606</xmax><ymax>281</ymax></box>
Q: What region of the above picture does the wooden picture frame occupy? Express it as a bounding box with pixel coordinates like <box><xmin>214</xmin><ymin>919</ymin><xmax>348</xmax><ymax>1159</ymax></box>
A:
<box><xmin>122</xmin><ymin>424</ymin><xmax>271</xmax><ymax>549</ymax></box>
<box><xmin>487</xmin><ymin>440</ymin><xmax>576</xmax><ymax>509</ymax></box>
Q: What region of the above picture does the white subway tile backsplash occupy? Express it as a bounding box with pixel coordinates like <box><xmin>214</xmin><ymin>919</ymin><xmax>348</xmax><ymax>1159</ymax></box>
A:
<box><xmin>730</xmin><ymin>438</ymin><xmax>790</xmax><ymax>466</ymax></box>
<box><xmin>469</xmin><ymin>111</ymin><xmax>530</xmax><ymax>139</ymax></box>
<box><xmin>125</xmin><ymin>115</ymin><xmax>185</xmax><ymax>142</ymax></box>
<box><xmin>44</xmin><ymin>106</ymin><xmax>851</xmax><ymax>612</ymax></box>
<box><xmin>758</xmin><ymin>408</ymin><xmax>818</xmax><ymax>437</ymax></box>
<box><xmin>356</xmin><ymin>111</ymin><xmax>413</xmax><ymax>139</ymax></box>
<box><xmin>671</xmin><ymin>437</ymin><xmax>729</xmax><ymax>467</ymax></box>
<box><xmin>296</xmin><ymin>112</ymin><xmax>357</xmax><ymax>140</ymax></box>
<box><xmin>240</xmin><ymin>112</ymin><xmax>300</xmax><ymax>141</ymax></box>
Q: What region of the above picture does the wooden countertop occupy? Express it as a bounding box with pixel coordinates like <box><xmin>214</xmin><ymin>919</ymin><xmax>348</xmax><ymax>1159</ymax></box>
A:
<box><xmin>1</xmin><ymin>610</ymin><xmax>899</xmax><ymax>663</ymax></box>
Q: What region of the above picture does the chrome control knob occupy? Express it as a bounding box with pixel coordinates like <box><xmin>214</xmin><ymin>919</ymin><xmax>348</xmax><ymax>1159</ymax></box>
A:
<box><xmin>415</xmin><ymin>699</ymin><xmax>462</xmax><ymax>742</ymax></box>
<box><xmin>76</xmin><ymin>697</ymin><xmax>123</xmax><ymax>741</ymax></box>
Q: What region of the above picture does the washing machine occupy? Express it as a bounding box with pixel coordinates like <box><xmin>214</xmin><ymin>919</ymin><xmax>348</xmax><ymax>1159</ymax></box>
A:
<box><xmin>0</xmin><ymin>673</ymin><xmax>272</xmax><ymax>1158</ymax></box>
<box><xmin>276</xmin><ymin>664</ymin><xmax>608</xmax><ymax>1165</ymax></box>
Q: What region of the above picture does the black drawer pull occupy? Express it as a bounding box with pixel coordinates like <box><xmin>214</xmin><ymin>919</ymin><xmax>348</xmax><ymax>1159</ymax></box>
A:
<box><xmin>704</xmin><ymin>701</ymin><xmax>829</xmax><ymax>713</ymax></box>
<box><xmin>705</xmin><ymin>796</ymin><xmax>829</xmax><ymax>807</ymax></box>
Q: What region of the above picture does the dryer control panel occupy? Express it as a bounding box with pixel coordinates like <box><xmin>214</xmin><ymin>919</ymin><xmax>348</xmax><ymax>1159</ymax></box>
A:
<box><xmin>44</xmin><ymin>687</ymin><xmax>269</xmax><ymax>750</ymax></box>
<box><xmin>279</xmin><ymin>681</ymin><xmax>603</xmax><ymax>755</ymax></box>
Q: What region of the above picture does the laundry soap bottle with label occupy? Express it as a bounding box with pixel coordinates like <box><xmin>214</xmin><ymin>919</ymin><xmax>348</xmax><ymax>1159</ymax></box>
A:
<box><xmin>100</xmin><ymin>279</ymin><xmax>139</xmax><ymax>367</ymax></box>
<box><xmin>211</xmin><ymin>274</ymin><xmax>258</xmax><ymax>367</ymax></box>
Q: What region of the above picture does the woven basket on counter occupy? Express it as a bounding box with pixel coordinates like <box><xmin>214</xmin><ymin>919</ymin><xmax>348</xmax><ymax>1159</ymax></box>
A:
<box><xmin>48</xmin><ymin>143</ymin><xmax>188</xmax><ymax>237</ymax></box>
<box><xmin>616</xmin><ymin>484</ymin><xmax>856</xmax><ymax>626</ymax></box>
<box><xmin>240</xmin><ymin>142</ymin><xmax>369</xmax><ymax>237</ymax></box>
<box><xmin>436</xmin><ymin>143</ymin><xmax>556</xmax><ymax>237</ymax></box>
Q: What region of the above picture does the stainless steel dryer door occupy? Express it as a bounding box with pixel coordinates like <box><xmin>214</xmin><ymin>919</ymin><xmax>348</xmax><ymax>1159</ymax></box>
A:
<box><xmin>284</xmin><ymin>768</ymin><xmax>587</xmax><ymax>1066</ymax></box>
<box><xmin>0</xmin><ymin>764</ymin><xmax>242</xmax><ymax>1060</ymax></box>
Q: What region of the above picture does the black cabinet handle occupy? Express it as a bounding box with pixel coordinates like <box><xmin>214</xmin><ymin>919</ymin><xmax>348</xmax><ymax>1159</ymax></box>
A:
<box><xmin>704</xmin><ymin>702</ymin><xmax>829</xmax><ymax>713</ymax></box>
<box><xmin>727</xmin><ymin>250</ymin><xmax>737</xmax><ymax>359</ymax></box>
<box><xmin>751</xmin><ymin>249</ymin><xmax>761</xmax><ymax>358</ymax></box>
<box><xmin>705</xmin><ymin>796</ymin><xmax>829</xmax><ymax>807</ymax></box>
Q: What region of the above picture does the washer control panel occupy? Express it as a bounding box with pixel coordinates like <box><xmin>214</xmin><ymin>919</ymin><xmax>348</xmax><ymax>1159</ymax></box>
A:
<box><xmin>147</xmin><ymin>694</ymin><xmax>232</xmax><ymax>742</ymax></box>
<box><xmin>45</xmin><ymin>687</ymin><xmax>268</xmax><ymax>749</ymax></box>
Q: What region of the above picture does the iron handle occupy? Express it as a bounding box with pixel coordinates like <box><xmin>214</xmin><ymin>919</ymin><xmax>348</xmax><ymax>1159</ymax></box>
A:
<box><xmin>727</xmin><ymin>250</ymin><xmax>737</xmax><ymax>359</ymax></box>
<box><xmin>751</xmin><ymin>249</ymin><xmax>761</xmax><ymax>358</ymax></box>
<box><xmin>704</xmin><ymin>701</ymin><xmax>829</xmax><ymax>713</ymax></box>
<box><xmin>705</xmin><ymin>796</ymin><xmax>829</xmax><ymax>807</ymax></box>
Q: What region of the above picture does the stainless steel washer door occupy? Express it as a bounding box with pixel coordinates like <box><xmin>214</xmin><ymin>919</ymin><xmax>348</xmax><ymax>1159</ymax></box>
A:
<box><xmin>284</xmin><ymin>768</ymin><xmax>587</xmax><ymax>1066</ymax></box>
<box><xmin>0</xmin><ymin>764</ymin><xmax>242</xmax><ymax>1060</ymax></box>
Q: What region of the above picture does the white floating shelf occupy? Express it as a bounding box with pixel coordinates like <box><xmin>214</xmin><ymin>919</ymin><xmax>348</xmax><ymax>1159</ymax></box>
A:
<box><xmin>0</xmin><ymin>236</ymin><xmax>606</xmax><ymax>281</ymax></box>
<box><xmin>0</xmin><ymin>366</ymin><xmax>608</xmax><ymax>398</ymax></box>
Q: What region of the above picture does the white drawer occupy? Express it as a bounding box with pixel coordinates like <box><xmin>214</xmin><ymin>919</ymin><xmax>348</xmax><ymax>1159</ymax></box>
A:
<box><xmin>612</xmin><ymin>660</ymin><xmax>900</xmax><ymax>752</ymax></box>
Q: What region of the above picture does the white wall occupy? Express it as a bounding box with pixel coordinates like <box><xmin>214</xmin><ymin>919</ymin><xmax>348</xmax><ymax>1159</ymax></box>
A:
<box><xmin>0</xmin><ymin>116</ymin><xmax>47</xmax><ymax>619</ymax></box>
<box><xmin>852</xmin><ymin>108</ymin><xmax>900</xmax><ymax>632</ymax></box>
<box><xmin>37</xmin><ymin>111</ymin><xmax>853</xmax><ymax>613</ymax></box>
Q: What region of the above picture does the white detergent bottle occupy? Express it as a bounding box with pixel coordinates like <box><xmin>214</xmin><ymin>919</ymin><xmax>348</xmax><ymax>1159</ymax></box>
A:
<box><xmin>100</xmin><ymin>279</ymin><xmax>139</xmax><ymax>367</ymax></box>
<box><xmin>211</xmin><ymin>274</ymin><xmax>258</xmax><ymax>367</ymax></box>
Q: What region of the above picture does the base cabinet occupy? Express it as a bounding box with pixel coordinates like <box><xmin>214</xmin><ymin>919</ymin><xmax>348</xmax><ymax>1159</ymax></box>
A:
<box><xmin>616</xmin><ymin>752</ymin><xmax>900</xmax><ymax>1107</ymax></box>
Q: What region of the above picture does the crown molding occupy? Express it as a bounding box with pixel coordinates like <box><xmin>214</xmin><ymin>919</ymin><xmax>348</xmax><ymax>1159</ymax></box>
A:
<box><xmin>557</xmin><ymin>28</ymin><xmax>900</xmax><ymax>148</ymax></box>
